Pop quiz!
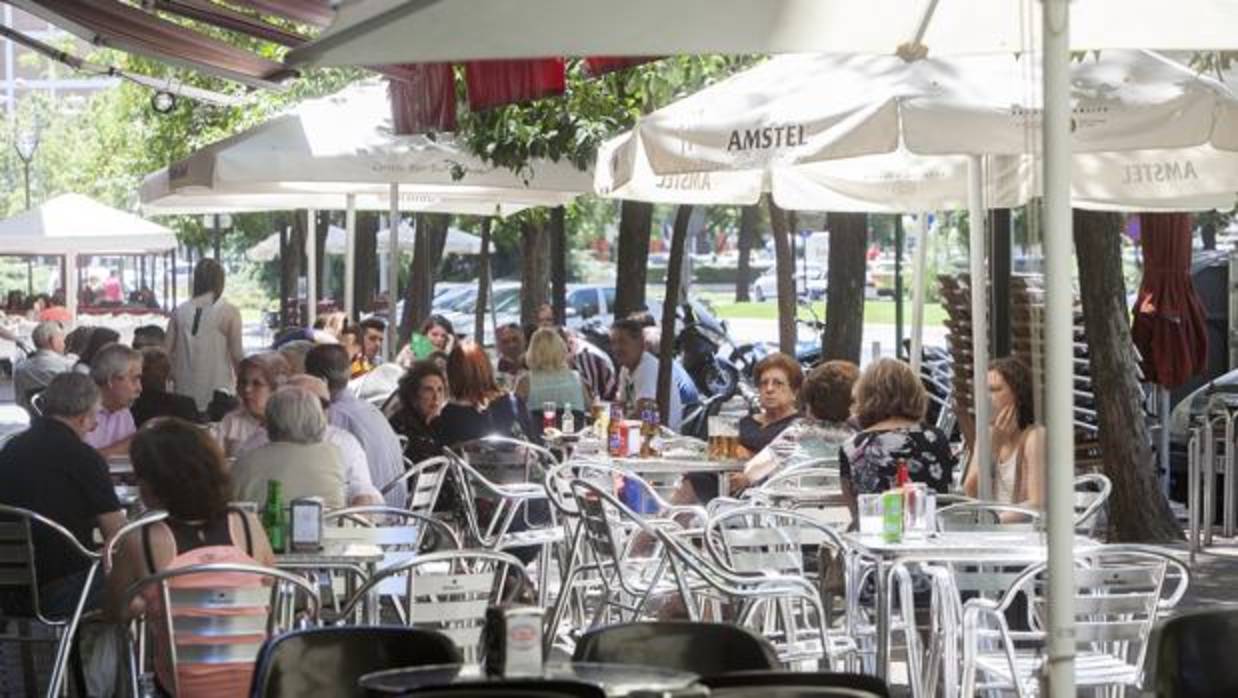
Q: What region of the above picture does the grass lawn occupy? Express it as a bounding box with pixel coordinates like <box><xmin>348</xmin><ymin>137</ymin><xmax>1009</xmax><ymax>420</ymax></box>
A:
<box><xmin>703</xmin><ymin>296</ymin><xmax>947</xmax><ymax>326</ymax></box>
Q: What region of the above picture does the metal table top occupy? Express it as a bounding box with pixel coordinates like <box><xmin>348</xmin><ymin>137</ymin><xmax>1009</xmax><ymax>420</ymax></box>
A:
<box><xmin>609</xmin><ymin>456</ymin><xmax>745</xmax><ymax>474</ymax></box>
<box><xmin>842</xmin><ymin>530</ymin><xmax>1104</xmax><ymax>562</ymax></box>
<box><xmin>360</xmin><ymin>662</ymin><xmax>699</xmax><ymax>697</ymax></box>
<box><xmin>275</xmin><ymin>542</ymin><xmax>385</xmax><ymax>567</ymax></box>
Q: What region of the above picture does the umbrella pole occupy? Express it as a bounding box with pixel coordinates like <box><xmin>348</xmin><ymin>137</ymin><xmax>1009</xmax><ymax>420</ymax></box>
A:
<box><xmin>909</xmin><ymin>214</ymin><xmax>930</xmax><ymax>377</ymax></box>
<box><xmin>345</xmin><ymin>194</ymin><xmax>357</xmax><ymax>323</ymax></box>
<box><xmin>1042</xmin><ymin>0</ymin><xmax>1078</xmax><ymax>694</ymax></box>
<box><xmin>967</xmin><ymin>155</ymin><xmax>992</xmax><ymax>501</ymax></box>
<box><xmin>306</xmin><ymin>209</ymin><xmax>318</xmax><ymax>328</ymax></box>
<box><xmin>65</xmin><ymin>253</ymin><xmax>77</xmax><ymax>323</ymax></box>
<box><xmin>387</xmin><ymin>183</ymin><xmax>399</xmax><ymax>360</ymax></box>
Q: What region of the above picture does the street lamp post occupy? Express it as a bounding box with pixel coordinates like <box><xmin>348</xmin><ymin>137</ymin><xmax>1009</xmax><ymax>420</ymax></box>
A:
<box><xmin>15</xmin><ymin>124</ymin><xmax>39</xmax><ymax>296</ymax></box>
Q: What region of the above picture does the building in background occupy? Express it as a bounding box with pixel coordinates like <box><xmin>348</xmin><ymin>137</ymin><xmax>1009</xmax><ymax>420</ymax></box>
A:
<box><xmin>0</xmin><ymin>4</ymin><xmax>117</xmax><ymax>114</ymax></box>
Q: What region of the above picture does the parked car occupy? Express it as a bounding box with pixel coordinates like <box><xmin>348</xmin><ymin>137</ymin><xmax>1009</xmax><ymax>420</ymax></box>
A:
<box><xmin>750</xmin><ymin>265</ymin><xmax>827</xmax><ymax>302</ymax></box>
<box><xmin>565</xmin><ymin>285</ymin><xmax>618</xmax><ymax>327</ymax></box>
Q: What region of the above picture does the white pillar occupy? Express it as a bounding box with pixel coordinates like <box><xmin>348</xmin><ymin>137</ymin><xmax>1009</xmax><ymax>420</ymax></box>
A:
<box><xmin>387</xmin><ymin>183</ymin><xmax>400</xmax><ymax>360</ymax></box>
<box><xmin>306</xmin><ymin>209</ymin><xmax>318</xmax><ymax>328</ymax></box>
<box><xmin>344</xmin><ymin>194</ymin><xmax>357</xmax><ymax>322</ymax></box>
<box><xmin>909</xmin><ymin>213</ymin><xmax>930</xmax><ymax>376</ymax></box>
<box><xmin>967</xmin><ymin>155</ymin><xmax>991</xmax><ymax>500</ymax></box>
<box><xmin>65</xmin><ymin>253</ymin><xmax>77</xmax><ymax>323</ymax></box>
<box><xmin>1042</xmin><ymin>0</ymin><xmax>1077</xmax><ymax>694</ymax></box>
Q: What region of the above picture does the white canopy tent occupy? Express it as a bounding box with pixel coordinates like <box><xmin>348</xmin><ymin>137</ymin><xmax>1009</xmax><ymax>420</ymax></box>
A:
<box><xmin>0</xmin><ymin>193</ymin><xmax>177</xmax><ymax>320</ymax></box>
<box><xmin>285</xmin><ymin>0</ymin><xmax>1238</xmax><ymax>66</ymax></box>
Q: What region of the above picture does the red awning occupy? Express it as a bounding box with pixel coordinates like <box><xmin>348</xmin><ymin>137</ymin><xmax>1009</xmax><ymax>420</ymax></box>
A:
<box><xmin>11</xmin><ymin>0</ymin><xmax>294</xmax><ymax>88</ymax></box>
<box><xmin>1131</xmin><ymin>212</ymin><xmax>1208</xmax><ymax>388</ymax></box>
<box><xmin>464</xmin><ymin>59</ymin><xmax>566</xmax><ymax>112</ymax></box>
<box><xmin>150</xmin><ymin>0</ymin><xmax>310</xmax><ymax>47</ymax></box>
<box><xmin>583</xmin><ymin>56</ymin><xmax>658</xmax><ymax>77</ymax></box>
<box><xmin>389</xmin><ymin>63</ymin><xmax>458</xmax><ymax>134</ymax></box>
<box><xmin>231</xmin><ymin>0</ymin><xmax>334</xmax><ymax>27</ymax></box>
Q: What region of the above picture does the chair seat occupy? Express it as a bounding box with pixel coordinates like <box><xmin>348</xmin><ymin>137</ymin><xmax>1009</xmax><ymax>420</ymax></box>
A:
<box><xmin>975</xmin><ymin>650</ymin><xmax>1138</xmax><ymax>691</ymax></box>
<box><xmin>498</xmin><ymin>527</ymin><xmax>565</xmax><ymax>549</ymax></box>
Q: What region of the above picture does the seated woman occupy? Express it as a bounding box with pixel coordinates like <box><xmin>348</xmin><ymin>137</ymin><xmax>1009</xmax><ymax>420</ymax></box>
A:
<box><xmin>433</xmin><ymin>340</ymin><xmax>534</xmax><ymax>449</ymax></box>
<box><xmin>231</xmin><ymin>386</ymin><xmax>347</xmax><ymax>508</ymax></box>
<box><xmin>679</xmin><ymin>352</ymin><xmax>803</xmax><ymax>503</ymax></box>
<box><xmin>106</xmin><ymin>418</ymin><xmax>275</xmax><ymax>697</ymax></box>
<box><xmin>730</xmin><ymin>360</ymin><xmax>859</xmax><ymax>492</ymax></box>
<box><xmin>389</xmin><ymin>360</ymin><xmax>449</xmax><ymax>464</ymax></box>
<box><xmin>963</xmin><ymin>357</ymin><xmax>1045</xmax><ymax>513</ymax></box>
<box><xmin>515</xmin><ymin>327</ymin><xmax>590</xmax><ymax>423</ymax></box>
<box><xmin>217</xmin><ymin>353</ymin><xmax>290</xmax><ymax>457</ymax></box>
<box><xmin>839</xmin><ymin>358</ymin><xmax>956</xmax><ymax>527</ymax></box>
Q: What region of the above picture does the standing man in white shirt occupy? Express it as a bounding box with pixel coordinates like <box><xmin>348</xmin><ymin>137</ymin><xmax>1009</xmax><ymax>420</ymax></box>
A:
<box><xmin>14</xmin><ymin>320</ymin><xmax>73</xmax><ymax>412</ymax></box>
<box><xmin>610</xmin><ymin>318</ymin><xmax>682</xmax><ymax>430</ymax></box>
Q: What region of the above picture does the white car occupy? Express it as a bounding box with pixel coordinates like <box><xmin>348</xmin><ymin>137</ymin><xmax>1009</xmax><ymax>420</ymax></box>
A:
<box><xmin>750</xmin><ymin>265</ymin><xmax>827</xmax><ymax>302</ymax></box>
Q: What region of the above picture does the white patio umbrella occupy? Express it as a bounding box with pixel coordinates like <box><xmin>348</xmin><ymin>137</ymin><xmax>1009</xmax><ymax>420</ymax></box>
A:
<box><xmin>285</xmin><ymin>0</ymin><xmax>1238</xmax><ymax>66</ymax></box>
<box><xmin>372</xmin><ymin>222</ymin><xmax>483</xmax><ymax>256</ymax></box>
<box><xmin>155</xmin><ymin>79</ymin><xmax>589</xmax><ymax>333</ymax></box>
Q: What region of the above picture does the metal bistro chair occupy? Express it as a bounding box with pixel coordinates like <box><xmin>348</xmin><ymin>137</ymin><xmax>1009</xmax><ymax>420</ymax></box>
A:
<box><xmin>122</xmin><ymin>562</ymin><xmax>321</xmax><ymax>698</ymax></box>
<box><xmin>338</xmin><ymin>549</ymin><xmax>530</xmax><ymax>665</ymax></box>
<box><xmin>1073</xmin><ymin>472</ymin><xmax>1112</xmax><ymax>537</ymax></box>
<box><xmin>545</xmin><ymin>461</ymin><xmax>706</xmax><ymax>654</ymax></box>
<box><xmin>324</xmin><ymin>506</ymin><xmax>461</xmax><ymax>624</ymax></box>
<box><xmin>703</xmin><ymin>505</ymin><xmax>858</xmax><ymax>670</ymax></box>
<box><xmin>0</xmin><ymin>504</ymin><xmax>101</xmax><ymax>698</ymax></box>
<box><xmin>935</xmin><ymin>502</ymin><xmax>1043</xmax><ymax>533</ymax></box>
<box><xmin>379</xmin><ymin>455</ymin><xmax>453</xmax><ymax>518</ymax></box>
<box><xmin>444</xmin><ymin>445</ymin><xmax>564</xmax><ymax>607</ymax></box>
<box><xmin>960</xmin><ymin>546</ymin><xmax>1190</xmax><ymax>698</ymax></box>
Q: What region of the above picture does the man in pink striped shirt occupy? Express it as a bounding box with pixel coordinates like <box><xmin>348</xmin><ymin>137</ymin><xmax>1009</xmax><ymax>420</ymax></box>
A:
<box><xmin>83</xmin><ymin>343</ymin><xmax>142</xmax><ymax>457</ymax></box>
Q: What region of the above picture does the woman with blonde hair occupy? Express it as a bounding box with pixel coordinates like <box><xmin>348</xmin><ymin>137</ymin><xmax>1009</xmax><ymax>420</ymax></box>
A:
<box><xmin>839</xmin><ymin>358</ymin><xmax>956</xmax><ymax>526</ymax></box>
<box><xmin>515</xmin><ymin>327</ymin><xmax>590</xmax><ymax>416</ymax></box>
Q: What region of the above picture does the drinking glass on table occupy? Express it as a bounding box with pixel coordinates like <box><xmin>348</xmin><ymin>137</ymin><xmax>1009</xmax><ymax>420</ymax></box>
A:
<box><xmin>858</xmin><ymin>494</ymin><xmax>884</xmax><ymax>534</ymax></box>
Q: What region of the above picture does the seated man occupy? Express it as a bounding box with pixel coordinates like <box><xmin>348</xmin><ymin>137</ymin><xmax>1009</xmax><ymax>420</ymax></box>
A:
<box><xmin>131</xmin><ymin>347</ymin><xmax>201</xmax><ymax>427</ymax></box>
<box><xmin>611</xmin><ymin>318</ymin><xmax>682</xmax><ymax>430</ymax></box>
<box><xmin>131</xmin><ymin>324</ymin><xmax>167</xmax><ymax>351</ymax></box>
<box><xmin>14</xmin><ymin>320</ymin><xmax>73</xmax><ymax>413</ymax></box>
<box><xmin>84</xmin><ymin>343</ymin><xmax>143</xmax><ymax>457</ymax></box>
<box><xmin>0</xmin><ymin>372</ymin><xmax>125</xmax><ymax>616</ymax></box>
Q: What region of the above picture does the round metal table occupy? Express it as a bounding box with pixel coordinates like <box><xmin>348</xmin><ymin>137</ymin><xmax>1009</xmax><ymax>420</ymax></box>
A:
<box><xmin>359</xmin><ymin>662</ymin><xmax>700</xmax><ymax>696</ymax></box>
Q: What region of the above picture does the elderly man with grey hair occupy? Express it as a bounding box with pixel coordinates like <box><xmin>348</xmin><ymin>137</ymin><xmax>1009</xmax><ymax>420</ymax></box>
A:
<box><xmin>305</xmin><ymin>344</ymin><xmax>405</xmax><ymax>507</ymax></box>
<box><xmin>230</xmin><ymin>385</ymin><xmax>347</xmax><ymax>509</ymax></box>
<box><xmin>13</xmin><ymin>320</ymin><xmax>73</xmax><ymax>413</ymax></box>
<box><xmin>84</xmin><ymin>343</ymin><xmax>142</xmax><ymax>457</ymax></box>
<box><xmin>0</xmin><ymin>372</ymin><xmax>125</xmax><ymax>617</ymax></box>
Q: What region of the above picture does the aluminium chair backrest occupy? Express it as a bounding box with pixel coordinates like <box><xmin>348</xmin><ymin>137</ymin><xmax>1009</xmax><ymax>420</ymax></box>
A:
<box><xmin>0</xmin><ymin>503</ymin><xmax>101</xmax><ymax>626</ymax></box>
<box><xmin>935</xmin><ymin>502</ymin><xmax>1041</xmax><ymax>532</ymax></box>
<box><xmin>381</xmin><ymin>456</ymin><xmax>452</xmax><ymax>517</ymax></box>
<box><xmin>705</xmin><ymin>506</ymin><xmax>845</xmax><ymax>577</ymax></box>
<box><xmin>248</xmin><ymin>626</ymin><xmax>460</xmax><ymax>698</ymax></box>
<box><xmin>1073</xmin><ymin>472</ymin><xmax>1112</xmax><ymax>535</ymax></box>
<box><xmin>1014</xmin><ymin>547</ymin><xmax>1174</xmax><ymax>668</ymax></box>
<box><xmin>125</xmin><ymin>562</ymin><xmax>321</xmax><ymax>698</ymax></box>
<box><xmin>325</xmin><ymin>506</ymin><xmax>462</xmax><ymax>597</ymax></box>
<box><xmin>340</xmin><ymin>549</ymin><xmax>528</xmax><ymax>665</ymax></box>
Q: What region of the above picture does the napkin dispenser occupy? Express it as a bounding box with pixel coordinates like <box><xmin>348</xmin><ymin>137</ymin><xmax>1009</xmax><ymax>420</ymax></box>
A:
<box><xmin>481</xmin><ymin>605</ymin><xmax>544</xmax><ymax>677</ymax></box>
<box><xmin>287</xmin><ymin>497</ymin><xmax>324</xmax><ymax>552</ymax></box>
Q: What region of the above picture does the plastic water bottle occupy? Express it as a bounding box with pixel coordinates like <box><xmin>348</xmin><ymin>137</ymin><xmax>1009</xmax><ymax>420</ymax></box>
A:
<box><xmin>561</xmin><ymin>403</ymin><xmax>575</xmax><ymax>435</ymax></box>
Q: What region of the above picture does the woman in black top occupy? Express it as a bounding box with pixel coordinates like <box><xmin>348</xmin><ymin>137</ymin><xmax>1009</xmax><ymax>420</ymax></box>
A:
<box><xmin>839</xmin><ymin>358</ymin><xmax>956</xmax><ymax>527</ymax></box>
<box><xmin>738</xmin><ymin>352</ymin><xmax>803</xmax><ymax>453</ymax></box>
<box><xmin>432</xmin><ymin>340</ymin><xmax>535</xmax><ymax>449</ymax></box>
<box><xmin>389</xmin><ymin>360</ymin><xmax>449</xmax><ymax>464</ymax></box>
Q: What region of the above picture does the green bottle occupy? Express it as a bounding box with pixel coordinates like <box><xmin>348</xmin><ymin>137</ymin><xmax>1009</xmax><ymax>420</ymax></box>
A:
<box><xmin>263</xmin><ymin>480</ymin><xmax>286</xmax><ymax>553</ymax></box>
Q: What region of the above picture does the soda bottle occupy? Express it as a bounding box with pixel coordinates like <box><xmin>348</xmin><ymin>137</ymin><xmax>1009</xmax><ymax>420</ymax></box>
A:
<box><xmin>542</xmin><ymin>402</ymin><xmax>557</xmax><ymax>432</ymax></box>
<box><xmin>608</xmin><ymin>403</ymin><xmax>625</xmax><ymax>457</ymax></box>
<box><xmin>562</xmin><ymin>403</ymin><xmax>575</xmax><ymax>435</ymax></box>
<box><xmin>263</xmin><ymin>480</ymin><xmax>286</xmax><ymax>553</ymax></box>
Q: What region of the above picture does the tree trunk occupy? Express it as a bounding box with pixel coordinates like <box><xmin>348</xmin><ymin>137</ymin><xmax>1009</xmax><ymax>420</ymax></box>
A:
<box><xmin>550</xmin><ymin>206</ymin><xmax>568</xmax><ymax>325</ymax></box>
<box><xmin>401</xmin><ymin>213</ymin><xmax>450</xmax><ymax>345</ymax></box>
<box><xmin>1074</xmin><ymin>209</ymin><xmax>1182</xmax><ymax>542</ymax></box>
<box><xmin>658</xmin><ymin>205</ymin><xmax>693</xmax><ymax>425</ymax></box>
<box><xmin>475</xmin><ymin>218</ymin><xmax>492</xmax><ymax>343</ymax></box>
<box><xmin>613</xmin><ymin>200</ymin><xmax>653</xmax><ymax>319</ymax></box>
<box><xmin>823</xmin><ymin>212</ymin><xmax>868</xmax><ymax>364</ymax></box>
<box><xmin>354</xmin><ymin>211</ymin><xmax>378</xmax><ymax>315</ymax></box>
<box><xmin>282</xmin><ymin>211</ymin><xmax>305</xmax><ymax>327</ymax></box>
<box><xmin>767</xmin><ymin>198</ymin><xmax>797</xmax><ymax>354</ymax></box>
<box><xmin>735</xmin><ymin>205</ymin><xmax>759</xmax><ymax>302</ymax></box>
<box><xmin>519</xmin><ymin>218</ymin><xmax>550</xmax><ymax>329</ymax></box>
